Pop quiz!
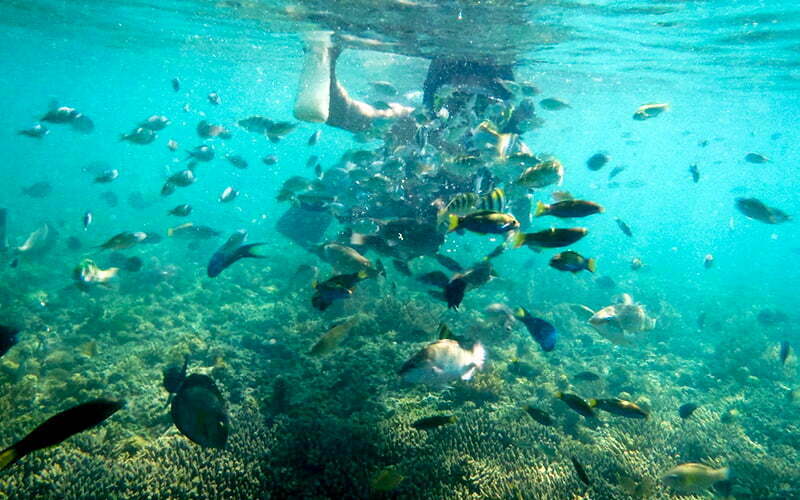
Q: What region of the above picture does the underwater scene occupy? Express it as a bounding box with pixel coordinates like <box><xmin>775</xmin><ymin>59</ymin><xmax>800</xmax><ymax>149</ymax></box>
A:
<box><xmin>1</xmin><ymin>0</ymin><xmax>799</xmax><ymax>498</ymax></box>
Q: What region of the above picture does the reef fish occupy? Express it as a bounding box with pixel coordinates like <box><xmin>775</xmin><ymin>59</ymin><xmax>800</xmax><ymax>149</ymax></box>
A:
<box><xmin>584</xmin><ymin>294</ymin><xmax>656</xmax><ymax>345</ymax></box>
<box><xmin>678</xmin><ymin>403</ymin><xmax>699</xmax><ymax>419</ymax></box>
<box><xmin>0</xmin><ymin>399</ymin><xmax>123</xmax><ymax>470</ymax></box>
<box><xmin>447</xmin><ymin>210</ymin><xmax>519</xmax><ymax>235</ymax></box>
<box><xmin>399</xmin><ymin>339</ymin><xmax>485</xmax><ymax>387</ymax></box>
<box><xmin>554</xmin><ymin>392</ymin><xmax>595</xmax><ymax>418</ymax></box>
<box><xmin>515</xmin><ymin>308</ymin><xmax>557</xmax><ymax>351</ymax></box>
<box><xmin>571</xmin><ymin>457</ymin><xmax>591</xmax><ymax>485</ymax></box>
<box><xmin>632</xmin><ymin>103</ymin><xmax>669</xmax><ymax>120</ymax></box>
<box><xmin>513</xmin><ymin>228</ymin><xmax>587</xmax><ymax>249</ymax></box>
<box><xmin>591</xmin><ymin>398</ymin><xmax>649</xmax><ymax>419</ymax></box>
<box><xmin>207</xmin><ymin>230</ymin><xmax>266</xmax><ymax>278</ymax></box>
<box><xmin>661</xmin><ymin>463</ymin><xmax>729</xmax><ymax>494</ymax></box>
<box><xmin>308</xmin><ymin>317</ymin><xmax>359</xmax><ymax>356</ymax></box>
<box><xmin>549</xmin><ymin>251</ymin><xmax>596</xmax><ymax>273</ymax></box>
<box><xmin>311</xmin><ymin>270</ymin><xmax>372</xmax><ymax>311</ymax></box>
<box><xmin>523</xmin><ymin>406</ymin><xmax>553</xmax><ymax>426</ymax></box>
<box><xmin>170</xmin><ymin>374</ymin><xmax>228</xmax><ymax>448</ymax></box>
<box><xmin>780</xmin><ymin>341</ymin><xmax>791</xmax><ymax>364</ymax></box>
<box><xmin>534</xmin><ymin>200</ymin><xmax>603</xmax><ymax>218</ymax></box>
<box><xmin>411</xmin><ymin>415</ymin><xmax>456</xmax><ymax>430</ymax></box>
<box><xmin>735</xmin><ymin>197</ymin><xmax>789</xmax><ymax>224</ymax></box>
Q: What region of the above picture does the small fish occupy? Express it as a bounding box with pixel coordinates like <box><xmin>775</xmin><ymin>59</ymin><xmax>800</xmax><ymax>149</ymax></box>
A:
<box><xmin>417</xmin><ymin>271</ymin><xmax>450</xmax><ymax>288</ymax></box>
<box><xmin>484</xmin><ymin>243</ymin><xmax>507</xmax><ymax>260</ymax></box>
<box><xmin>516</xmin><ymin>160</ymin><xmax>564</xmax><ymax>188</ymax></box>
<box><xmin>21</xmin><ymin>181</ymin><xmax>52</xmax><ymax>198</ymax></box>
<box><xmin>120</xmin><ymin>127</ymin><xmax>156</xmax><ymax>145</ymax></box>
<box><xmin>571</xmin><ymin>457</ymin><xmax>591</xmax><ymax>486</ymax></box>
<box><xmin>97</xmin><ymin>231</ymin><xmax>146</xmax><ymax>251</ymax></box>
<box><xmin>308</xmin><ymin>130</ymin><xmax>321</xmax><ymax>146</ymax></box>
<box><xmin>167</xmin><ymin>223</ymin><xmax>220</xmax><ymax>240</ymax></box>
<box><xmin>539</xmin><ymin>97</ymin><xmax>571</xmax><ymax>110</ymax></box>
<box><xmin>523</xmin><ymin>406</ymin><xmax>553</xmax><ymax>426</ymax></box>
<box><xmin>197</xmin><ymin>120</ymin><xmax>232</xmax><ymax>139</ymax></box>
<box><xmin>554</xmin><ymin>392</ymin><xmax>595</xmax><ymax>418</ymax></box>
<box><xmin>262</xmin><ymin>155</ymin><xmax>278</xmax><ymax>166</ymax></box>
<box><xmin>444</xmin><ymin>277</ymin><xmax>467</xmax><ymax>310</ymax></box>
<box><xmin>370</xmin><ymin>467</ymin><xmax>404</xmax><ymax>492</ymax></box>
<box><xmin>226</xmin><ymin>154</ymin><xmax>248</xmax><ymax>169</ymax></box>
<box><xmin>513</xmin><ymin>228</ymin><xmax>588</xmax><ymax>249</ymax></box>
<box><xmin>309</xmin><ymin>317</ymin><xmax>359</xmax><ymax>356</ymax></box>
<box><xmin>170</xmin><ymin>374</ymin><xmax>228</xmax><ymax>448</ymax></box>
<box><xmin>266</xmin><ymin>121</ymin><xmax>297</xmax><ymax>142</ymax></box>
<box><xmin>550</xmin><ymin>251</ymin><xmax>596</xmax><ymax>273</ymax></box>
<box><xmin>703</xmin><ymin>254</ymin><xmax>714</xmax><ymax>269</ymax></box>
<box><xmin>18</xmin><ymin>124</ymin><xmax>49</xmax><ymax>138</ymax></box>
<box><xmin>94</xmin><ymin>169</ymin><xmax>119</xmax><ymax>184</ymax></box>
<box><xmin>744</xmin><ymin>152</ymin><xmax>769</xmax><ymax>164</ymax></box>
<box><xmin>780</xmin><ymin>341</ymin><xmax>791</xmax><ymax>365</ymax></box>
<box><xmin>515</xmin><ymin>308</ymin><xmax>557</xmax><ymax>351</ymax></box>
<box><xmin>0</xmin><ymin>399</ymin><xmax>124</xmax><ymax>470</ymax></box>
<box><xmin>678</xmin><ymin>403</ymin><xmax>699</xmax><ymax>419</ymax></box>
<box><xmin>207</xmin><ymin>92</ymin><xmax>221</xmax><ymax>105</ymax></box>
<box><xmin>311</xmin><ymin>270</ymin><xmax>371</xmax><ymax>311</ymax></box>
<box><xmin>171</xmin><ymin>77</ymin><xmax>180</xmax><ymax>92</ymax></box>
<box><xmin>448</xmin><ymin>211</ymin><xmax>519</xmax><ymax>235</ymax></box>
<box><xmin>219</xmin><ymin>187</ymin><xmax>238</xmax><ymax>203</ymax></box>
<box><xmin>630</xmin><ymin>257</ymin><xmax>643</xmax><ymax>271</ymax></box>
<box><xmin>168</xmin><ymin>204</ymin><xmax>192</xmax><ymax>217</ymax></box>
<box><xmin>72</xmin><ymin>259</ymin><xmax>119</xmax><ymax>288</ymax></box>
<box><xmin>608</xmin><ymin>165</ymin><xmax>626</xmax><ymax>180</ymax></box>
<box><xmin>370</xmin><ymin>81</ymin><xmax>398</xmax><ymax>96</ymax></box>
<box><xmin>186</xmin><ymin>145</ymin><xmax>214</xmax><ymax>162</ymax></box>
<box><xmin>83</xmin><ymin>211</ymin><xmax>93</xmax><ymax>231</ymax></box>
<box><xmin>591</xmin><ymin>398</ymin><xmax>649</xmax><ymax>419</ymax></box>
<box><xmin>689</xmin><ymin>164</ymin><xmax>700</xmax><ymax>183</ymax></box>
<box><xmin>167</xmin><ymin>169</ymin><xmax>196</xmax><ymax>187</ymax></box>
<box><xmin>661</xmin><ymin>463</ymin><xmax>729</xmax><ymax>494</ymax></box>
<box><xmin>399</xmin><ymin>339</ymin><xmax>485</xmax><ymax>386</ymax></box>
<box><xmin>574</xmin><ymin>371</ymin><xmax>600</xmax><ymax>382</ymax></box>
<box><xmin>614</xmin><ymin>217</ymin><xmax>633</xmax><ymax>237</ymax></box>
<box><xmin>207</xmin><ymin>230</ymin><xmax>266</xmax><ymax>278</ymax></box>
<box><xmin>9</xmin><ymin>257</ymin><xmax>18</xmax><ymax>268</ymax></box>
<box><xmin>0</xmin><ymin>325</ymin><xmax>20</xmax><ymax>359</ymax></box>
<box><xmin>633</xmin><ymin>103</ymin><xmax>669</xmax><ymax>120</ymax></box>
<box><xmin>411</xmin><ymin>415</ymin><xmax>456</xmax><ymax>430</ymax></box>
<box><xmin>434</xmin><ymin>254</ymin><xmax>463</xmax><ymax>272</ymax></box>
<box><xmin>167</xmin><ymin>139</ymin><xmax>179</xmax><ymax>151</ymax></box>
<box><xmin>139</xmin><ymin>115</ymin><xmax>170</xmax><ymax>131</ymax></box>
<box><xmin>535</xmin><ymin>200</ymin><xmax>604</xmax><ymax>218</ymax></box>
<box><xmin>586</xmin><ymin>152</ymin><xmax>610</xmax><ymax>171</ymax></box>
<box><xmin>757</xmin><ymin>309</ymin><xmax>788</xmax><ymax>326</ymax></box>
<box><xmin>735</xmin><ymin>197</ymin><xmax>789</xmax><ymax>224</ymax></box>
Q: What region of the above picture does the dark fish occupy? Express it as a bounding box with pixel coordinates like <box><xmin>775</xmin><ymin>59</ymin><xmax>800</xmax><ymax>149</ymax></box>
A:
<box><xmin>186</xmin><ymin>145</ymin><xmax>214</xmax><ymax>162</ymax></box>
<box><xmin>689</xmin><ymin>164</ymin><xmax>700</xmax><ymax>183</ymax></box>
<box><xmin>9</xmin><ymin>257</ymin><xmax>18</xmax><ymax>268</ymax></box>
<box><xmin>171</xmin><ymin>77</ymin><xmax>180</xmax><ymax>92</ymax></box>
<box><xmin>100</xmin><ymin>191</ymin><xmax>119</xmax><ymax>208</ymax></box>
<box><xmin>207</xmin><ymin>92</ymin><xmax>221</xmax><ymax>105</ymax></box>
<box><xmin>18</xmin><ymin>124</ymin><xmax>49</xmax><ymax>138</ymax></box>
<box><xmin>308</xmin><ymin>130</ymin><xmax>321</xmax><ymax>146</ymax></box>
<box><xmin>207</xmin><ymin>230</ymin><xmax>266</xmax><ymax>278</ymax></box>
<box><xmin>554</xmin><ymin>392</ymin><xmax>595</xmax><ymax>418</ymax></box>
<box><xmin>417</xmin><ymin>270</ymin><xmax>450</xmax><ymax>288</ymax></box>
<box><xmin>262</xmin><ymin>155</ymin><xmax>278</xmax><ymax>166</ymax></box>
<box><xmin>608</xmin><ymin>165</ymin><xmax>626</xmax><ymax>180</ymax></box>
<box><xmin>311</xmin><ymin>270</ymin><xmax>370</xmax><ymax>311</ymax></box>
<box><xmin>197</xmin><ymin>120</ymin><xmax>232</xmax><ymax>139</ymax></box>
<box><xmin>66</xmin><ymin>236</ymin><xmax>82</xmax><ymax>251</ymax></box>
<box><xmin>744</xmin><ymin>152</ymin><xmax>769</xmax><ymax>163</ymax></box>
<box><xmin>735</xmin><ymin>197</ymin><xmax>790</xmax><ymax>224</ymax></box>
<box><xmin>523</xmin><ymin>406</ymin><xmax>553</xmax><ymax>426</ymax></box>
<box><xmin>780</xmin><ymin>341</ymin><xmax>791</xmax><ymax>365</ymax></box>
<box><xmin>484</xmin><ymin>243</ymin><xmax>507</xmax><ymax>260</ymax></box>
<box><xmin>586</xmin><ymin>152</ymin><xmax>610</xmax><ymax>171</ymax></box>
<box><xmin>595</xmin><ymin>275</ymin><xmax>616</xmax><ymax>289</ymax></box>
<box><xmin>757</xmin><ymin>309</ymin><xmax>788</xmax><ymax>326</ymax></box>
<box><xmin>574</xmin><ymin>371</ymin><xmax>600</xmax><ymax>382</ymax></box>
<box><xmin>448</xmin><ymin>211</ymin><xmax>519</xmax><ymax>235</ymax></box>
<box><xmin>703</xmin><ymin>254</ymin><xmax>714</xmax><ymax>269</ymax></box>
<box><xmin>226</xmin><ymin>154</ymin><xmax>248</xmax><ymax>169</ymax></box>
<box><xmin>120</xmin><ymin>127</ymin><xmax>156</xmax><ymax>145</ymax></box>
<box><xmin>513</xmin><ymin>228</ymin><xmax>587</xmax><ymax>249</ymax></box>
<box><xmin>94</xmin><ymin>169</ymin><xmax>119</xmax><ymax>184</ymax></box>
<box><xmin>21</xmin><ymin>181</ymin><xmax>52</xmax><ymax>198</ymax></box>
<box><xmin>163</xmin><ymin>356</ymin><xmax>189</xmax><ymax>405</ymax></box>
<box><xmin>571</xmin><ymin>457</ymin><xmax>591</xmax><ymax>485</ymax></box>
<box><xmin>515</xmin><ymin>308</ymin><xmax>557</xmax><ymax>351</ymax></box>
<box><xmin>444</xmin><ymin>277</ymin><xmax>467</xmax><ymax>310</ymax></box>
<box><xmin>678</xmin><ymin>403</ymin><xmax>699</xmax><ymax>419</ymax></box>
<box><xmin>170</xmin><ymin>374</ymin><xmax>228</xmax><ymax>448</ymax></box>
<box><xmin>123</xmin><ymin>256</ymin><xmax>143</xmax><ymax>272</ymax></box>
<box><xmin>168</xmin><ymin>204</ymin><xmax>192</xmax><ymax>217</ymax></box>
<box><xmin>550</xmin><ymin>251</ymin><xmax>596</xmax><ymax>273</ymax></box>
<box><xmin>614</xmin><ymin>217</ymin><xmax>633</xmax><ymax>237</ymax></box>
<box><xmin>539</xmin><ymin>97</ymin><xmax>571</xmax><ymax>110</ymax></box>
<box><xmin>411</xmin><ymin>415</ymin><xmax>456</xmax><ymax>430</ymax></box>
<box><xmin>591</xmin><ymin>398</ymin><xmax>649</xmax><ymax>419</ymax></box>
<box><xmin>0</xmin><ymin>399</ymin><xmax>123</xmax><ymax>470</ymax></box>
<box><xmin>392</xmin><ymin>259</ymin><xmax>412</xmax><ymax>276</ymax></box>
<box><xmin>0</xmin><ymin>325</ymin><xmax>20</xmax><ymax>359</ymax></box>
<box><xmin>434</xmin><ymin>254</ymin><xmax>463</xmax><ymax>272</ymax></box>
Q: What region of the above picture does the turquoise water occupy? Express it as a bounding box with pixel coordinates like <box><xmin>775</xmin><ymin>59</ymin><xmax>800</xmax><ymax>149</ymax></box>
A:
<box><xmin>0</xmin><ymin>1</ymin><xmax>798</xmax><ymax>498</ymax></box>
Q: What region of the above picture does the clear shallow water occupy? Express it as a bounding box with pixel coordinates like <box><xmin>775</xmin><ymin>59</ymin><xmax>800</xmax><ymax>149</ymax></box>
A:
<box><xmin>0</xmin><ymin>1</ymin><xmax>798</xmax><ymax>499</ymax></box>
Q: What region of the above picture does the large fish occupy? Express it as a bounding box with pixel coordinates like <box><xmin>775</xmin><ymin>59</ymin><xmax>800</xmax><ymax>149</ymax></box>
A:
<box><xmin>399</xmin><ymin>339</ymin><xmax>485</xmax><ymax>387</ymax></box>
<box><xmin>207</xmin><ymin>230</ymin><xmax>266</xmax><ymax>278</ymax></box>
<box><xmin>170</xmin><ymin>374</ymin><xmax>228</xmax><ymax>448</ymax></box>
<box><xmin>581</xmin><ymin>294</ymin><xmax>656</xmax><ymax>345</ymax></box>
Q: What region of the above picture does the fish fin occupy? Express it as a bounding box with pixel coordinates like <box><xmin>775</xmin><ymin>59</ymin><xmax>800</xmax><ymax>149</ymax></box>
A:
<box><xmin>471</xmin><ymin>342</ymin><xmax>486</xmax><ymax>370</ymax></box>
<box><xmin>534</xmin><ymin>201</ymin><xmax>547</xmax><ymax>217</ymax></box>
<box><xmin>460</xmin><ymin>364</ymin><xmax>477</xmax><ymax>381</ymax></box>
<box><xmin>0</xmin><ymin>447</ymin><xmax>18</xmax><ymax>470</ymax></box>
<box><xmin>718</xmin><ymin>466</ymin><xmax>731</xmax><ymax>482</ymax></box>
<box><xmin>514</xmin><ymin>307</ymin><xmax>527</xmax><ymax>319</ymax></box>
<box><xmin>238</xmin><ymin>243</ymin><xmax>268</xmax><ymax>259</ymax></box>
<box><xmin>437</xmin><ymin>323</ymin><xmax>453</xmax><ymax>340</ymax></box>
<box><xmin>447</xmin><ymin>214</ymin><xmax>460</xmax><ymax>232</ymax></box>
<box><xmin>512</xmin><ymin>232</ymin><xmax>526</xmax><ymax>248</ymax></box>
<box><xmin>587</xmin><ymin>398</ymin><xmax>598</xmax><ymax>408</ymax></box>
<box><xmin>167</xmin><ymin>227</ymin><xmax>175</xmax><ymax>237</ymax></box>
<box><xmin>585</xmin><ymin>258</ymin><xmax>597</xmax><ymax>273</ymax></box>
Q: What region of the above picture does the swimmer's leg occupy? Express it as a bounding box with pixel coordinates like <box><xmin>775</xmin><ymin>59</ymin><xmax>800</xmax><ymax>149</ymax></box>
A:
<box><xmin>293</xmin><ymin>31</ymin><xmax>334</xmax><ymax>123</ymax></box>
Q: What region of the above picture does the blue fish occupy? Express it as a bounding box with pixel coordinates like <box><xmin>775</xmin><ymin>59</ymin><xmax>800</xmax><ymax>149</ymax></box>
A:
<box><xmin>207</xmin><ymin>230</ymin><xmax>266</xmax><ymax>278</ymax></box>
<box><xmin>515</xmin><ymin>307</ymin><xmax>557</xmax><ymax>351</ymax></box>
<box><xmin>780</xmin><ymin>341</ymin><xmax>791</xmax><ymax>365</ymax></box>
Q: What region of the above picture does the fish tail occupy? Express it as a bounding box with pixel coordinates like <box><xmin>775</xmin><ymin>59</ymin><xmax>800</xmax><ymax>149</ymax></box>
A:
<box><xmin>587</xmin><ymin>398</ymin><xmax>598</xmax><ymax>408</ymax></box>
<box><xmin>512</xmin><ymin>231</ymin><xmax>527</xmax><ymax>248</ymax></box>
<box><xmin>167</xmin><ymin>227</ymin><xmax>176</xmax><ymax>237</ymax></box>
<box><xmin>534</xmin><ymin>201</ymin><xmax>547</xmax><ymax>217</ymax></box>
<box><xmin>447</xmin><ymin>214</ymin><xmax>460</xmax><ymax>232</ymax></box>
<box><xmin>240</xmin><ymin>243</ymin><xmax>269</xmax><ymax>259</ymax></box>
<box><xmin>585</xmin><ymin>258</ymin><xmax>597</xmax><ymax>273</ymax></box>
<box><xmin>717</xmin><ymin>466</ymin><xmax>731</xmax><ymax>482</ymax></box>
<box><xmin>514</xmin><ymin>307</ymin><xmax>526</xmax><ymax>319</ymax></box>
<box><xmin>0</xmin><ymin>446</ymin><xmax>19</xmax><ymax>470</ymax></box>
